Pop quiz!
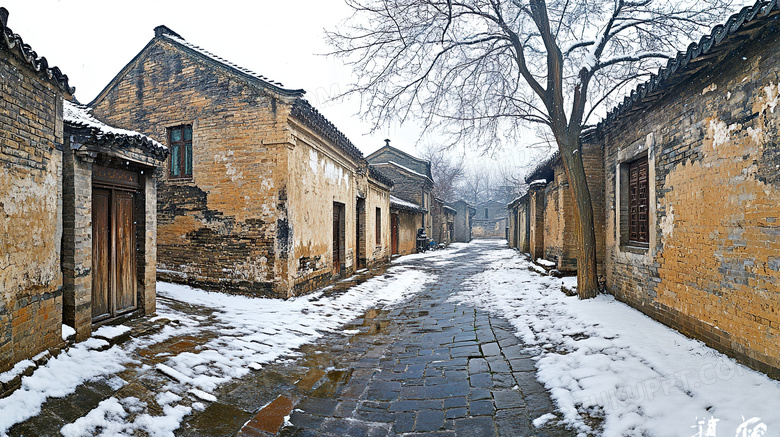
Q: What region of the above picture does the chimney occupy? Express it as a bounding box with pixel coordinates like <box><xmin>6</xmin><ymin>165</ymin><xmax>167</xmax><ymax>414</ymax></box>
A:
<box><xmin>0</xmin><ymin>8</ymin><xmax>9</xmax><ymax>28</ymax></box>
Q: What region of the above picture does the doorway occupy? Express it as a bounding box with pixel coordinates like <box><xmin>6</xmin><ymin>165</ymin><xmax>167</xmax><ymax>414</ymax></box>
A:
<box><xmin>391</xmin><ymin>213</ymin><xmax>399</xmax><ymax>255</ymax></box>
<box><xmin>356</xmin><ymin>198</ymin><xmax>366</xmax><ymax>270</ymax></box>
<box><xmin>333</xmin><ymin>202</ymin><xmax>346</xmax><ymax>275</ymax></box>
<box><xmin>91</xmin><ymin>186</ymin><xmax>137</xmax><ymax>322</ymax></box>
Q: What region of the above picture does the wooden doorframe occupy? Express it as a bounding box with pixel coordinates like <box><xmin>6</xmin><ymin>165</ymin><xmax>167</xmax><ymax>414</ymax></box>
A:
<box><xmin>333</xmin><ymin>202</ymin><xmax>346</xmax><ymax>275</ymax></box>
<box><xmin>91</xmin><ymin>165</ymin><xmax>140</xmax><ymax>324</ymax></box>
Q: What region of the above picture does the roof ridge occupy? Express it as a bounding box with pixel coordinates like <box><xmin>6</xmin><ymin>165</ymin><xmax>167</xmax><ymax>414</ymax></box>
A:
<box><xmin>158</xmin><ymin>28</ymin><xmax>299</xmax><ymax>93</ymax></box>
<box><xmin>0</xmin><ymin>7</ymin><xmax>74</xmax><ymax>95</ymax></box>
<box><xmin>598</xmin><ymin>0</ymin><xmax>778</xmax><ymax>131</ymax></box>
<box><xmin>290</xmin><ymin>98</ymin><xmax>364</xmax><ymax>161</ymax></box>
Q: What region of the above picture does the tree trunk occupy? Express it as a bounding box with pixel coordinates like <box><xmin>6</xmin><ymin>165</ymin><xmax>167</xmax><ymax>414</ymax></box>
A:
<box><xmin>558</xmin><ymin>136</ymin><xmax>599</xmax><ymax>299</ymax></box>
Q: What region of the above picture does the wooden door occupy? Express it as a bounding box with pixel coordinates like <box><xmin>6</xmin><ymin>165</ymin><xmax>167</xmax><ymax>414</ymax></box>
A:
<box><xmin>391</xmin><ymin>213</ymin><xmax>399</xmax><ymax>255</ymax></box>
<box><xmin>92</xmin><ymin>189</ymin><xmax>111</xmax><ymax>320</ymax></box>
<box><xmin>333</xmin><ymin>207</ymin><xmax>341</xmax><ymax>275</ymax></box>
<box><xmin>115</xmin><ymin>191</ymin><xmax>136</xmax><ymax>313</ymax></box>
<box><xmin>92</xmin><ymin>187</ymin><xmax>137</xmax><ymax>322</ymax></box>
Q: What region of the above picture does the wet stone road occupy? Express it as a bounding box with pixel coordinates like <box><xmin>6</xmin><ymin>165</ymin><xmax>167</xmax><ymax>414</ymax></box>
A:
<box><xmin>217</xmin><ymin>241</ymin><xmax>573</xmax><ymax>437</ymax></box>
<box><xmin>7</xmin><ymin>240</ymin><xmax>574</xmax><ymax>436</ymax></box>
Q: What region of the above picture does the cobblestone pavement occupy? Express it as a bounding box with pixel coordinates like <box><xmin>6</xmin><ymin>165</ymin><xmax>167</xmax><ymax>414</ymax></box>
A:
<box><xmin>8</xmin><ymin>240</ymin><xmax>574</xmax><ymax>436</ymax></box>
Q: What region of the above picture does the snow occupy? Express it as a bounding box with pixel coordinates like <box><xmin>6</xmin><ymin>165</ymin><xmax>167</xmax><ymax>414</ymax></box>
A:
<box><xmin>529</xmin><ymin>179</ymin><xmax>547</xmax><ymax>185</ymax></box>
<box><xmin>0</xmin><ymin>341</ymin><xmax>130</xmax><ymax>435</ymax></box>
<box><xmin>0</xmin><ymin>359</ymin><xmax>34</xmax><ymax>384</ymax></box>
<box><xmin>0</xmin><ymin>256</ymin><xmax>438</xmax><ymax>436</ymax></box>
<box><xmin>533</xmin><ymin>413</ymin><xmax>558</xmax><ymax>428</ymax></box>
<box><xmin>389</xmin><ymin>195</ymin><xmax>422</xmax><ymax>211</ymax></box>
<box><xmin>387</xmin><ymin>161</ymin><xmax>430</xmax><ymax>180</ymax></box>
<box><xmin>450</xmin><ymin>246</ymin><xmax>780</xmax><ymax>436</ymax></box>
<box><xmin>62</xmin><ymin>324</ymin><xmax>76</xmax><ymax>341</ymax></box>
<box><xmin>93</xmin><ymin>325</ymin><xmax>131</xmax><ymax>339</ymax></box>
<box><xmin>63</xmin><ymin>101</ymin><xmax>166</xmax><ymax>151</ymax></box>
<box><xmin>536</xmin><ymin>258</ymin><xmax>556</xmax><ymax>267</ymax></box>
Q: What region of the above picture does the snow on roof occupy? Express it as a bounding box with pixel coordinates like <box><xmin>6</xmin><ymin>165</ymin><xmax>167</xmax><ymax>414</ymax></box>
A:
<box><xmin>529</xmin><ymin>179</ymin><xmax>548</xmax><ymax>185</ymax></box>
<box><xmin>64</xmin><ymin>101</ymin><xmax>166</xmax><ymax>152</ymax></box>
<box><xmin>390</xmin><ymin>195</ymin><xmax>426</xmax><ymax>213</ymax></box>
<box><xmin>159</xmin><ymin>29</ymin><xmax>302</xmax><ymax>96</ymax></box>
<box><xmin>0</xmin><ymin>7</ymin><xmax>73</xmax><ymax>95</ymax></box>
<box><xmin>388</xmin><ymin>161</ymin><xmax>432</xmax><ymax>181</ymax></box>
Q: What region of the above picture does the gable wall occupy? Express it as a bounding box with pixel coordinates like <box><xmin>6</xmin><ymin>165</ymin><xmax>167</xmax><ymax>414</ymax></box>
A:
<box><xmin>0</xmin><ymin>54</ymin><xmax>64</xmax><ymax>371</ymax></box>
<box><xmin>600</xmin><ymin>26</ymin><xmax>780</xmax><ymax>376</ymax></box>
<box><xmin>92</xmin><ymin>39</ymin><xmax>293</xmax><ymax>297</ymax></box>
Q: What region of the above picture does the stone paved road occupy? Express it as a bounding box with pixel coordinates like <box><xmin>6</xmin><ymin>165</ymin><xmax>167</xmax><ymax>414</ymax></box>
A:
<box><xmin>230</xmin><ymin>240</ymin><xmax>574</xmax><ymax>437</ymax></box>
<box><xmin>8</xmin><ymin>240</ymin><xmax>575</xmax><ymax>436</ymax></box>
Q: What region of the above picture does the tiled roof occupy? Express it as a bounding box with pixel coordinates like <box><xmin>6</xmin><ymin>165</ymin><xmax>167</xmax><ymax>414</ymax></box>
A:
<box><xmin>0</xmin><ymin>8</ymin><xmax>73</xmax><ymax>95</ymax></box>
<box><xmin>290</xmin><ymin>99</ymin><xmax>364</xmax><ymax>161</ymax></box>
<box><xmin>154</xmin><ymin>27</ymin><xmax>365</xmax><ymax>163</ymax></box>
<box><xmin>64</xmin><ymin>101</ymin><xmax>168</xmax><ymax>159</ymax></box>
<box><xmin>525</xmin><ymin>151</ymin><xmax>559</xmax><ymax>183</ymax></box>
<box><xmin>390</xmin><ymin>195</ymin><xmax>426</xmax><ymax>213</ymax></box>
<box><xmin>599</xmin><ymin>0</ymin><xmax>780</xmax><ymax>130</ymax></box>
<box><xmin>156</xmin><ymin>26</ymin><xmax>302</xmax><ymax>98</ymax></box>
<box><xmin>368</xmin><ymin>165</ymin><xmax>394</xmax><ymax>187</ymax></box>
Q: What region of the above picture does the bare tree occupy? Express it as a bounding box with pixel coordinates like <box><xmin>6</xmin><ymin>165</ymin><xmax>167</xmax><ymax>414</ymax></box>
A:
<box><xmin>456</xmin><ymin>165</ymin><xmax>496</xmax><ymax>205</ymax></box>
<box><xmin>421</xmin><ymin>145</ymin><xmax>466</xmax><ymax>202</ymax></box>
<box><xmin>328</xmin><ymin>0</ymin><xmax>733</xmax><ymax>298</ymax></box>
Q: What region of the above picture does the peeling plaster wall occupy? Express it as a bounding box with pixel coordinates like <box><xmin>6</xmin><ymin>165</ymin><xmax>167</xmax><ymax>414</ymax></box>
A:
<box><xmin>601</xmin><ymin>28</ymin><xmax>780</xmax><ymax>376</ymax></box>
<box><xmin>0</xmin><ymin>54</ymin><xmax>64</xmax><ymax>371</ymax></box>
<box><xmin>92</xmin><ymin>39</ymin><xmax>291</xmax><ymax>297</ymax></box>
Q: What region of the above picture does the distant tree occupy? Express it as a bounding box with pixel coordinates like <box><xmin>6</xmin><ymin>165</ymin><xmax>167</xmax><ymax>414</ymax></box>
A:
<box><xmin>421</xmin><ymin>145</ymin><xmax>466</xmax><ymax>202</ymax></box>
<box><xmin>328</xmin><ymin>0</ymin><xmax>733</xmax><ymax>298</ymax></box>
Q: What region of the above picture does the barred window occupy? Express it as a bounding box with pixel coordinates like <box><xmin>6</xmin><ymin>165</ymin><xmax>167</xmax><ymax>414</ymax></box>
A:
<box><xmin>628</xmin><ymin>157</ymin><xmax>649</xmax><ymax>244</ymax></box>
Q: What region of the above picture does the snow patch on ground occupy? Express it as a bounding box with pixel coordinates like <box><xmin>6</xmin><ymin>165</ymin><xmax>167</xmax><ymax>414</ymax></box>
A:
<box><xmin>93</xmin><ymin>325</ymin><xmax>131</xmax><ymax>339</ymax></box>
<box><xmin>450</xmin><ymin>247</ymin><xmax>780</xmax><ymax>436</ymax></box>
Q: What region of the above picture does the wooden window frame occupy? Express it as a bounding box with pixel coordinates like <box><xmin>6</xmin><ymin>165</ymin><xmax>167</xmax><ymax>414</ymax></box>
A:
<box><xmin>168</xmin><ymin>124</ymin><xmax>193</xmax><ymax>179</ymax></box>
<box><xmin>627</xmin><ymin>156</ymin><xmax>649</xmax><ymax>245</ymax></box>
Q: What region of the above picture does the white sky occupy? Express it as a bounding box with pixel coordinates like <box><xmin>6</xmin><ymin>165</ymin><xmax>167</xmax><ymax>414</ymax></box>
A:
<box><xmin>3</xmin><ymin>0</ymin><xmax>535</xmax><ymax>164</ymax></box>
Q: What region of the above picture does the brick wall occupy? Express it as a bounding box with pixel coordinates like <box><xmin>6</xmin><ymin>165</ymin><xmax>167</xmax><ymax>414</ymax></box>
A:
<box><xmin>0</xmin><ymin>54</ymin><xmax>64</xmax><ymax>371</ymax></box>
<box><xmin>393</xmin><ymin>210</ymin><xmax>421</xmax><ymax>255</ymax></box>
<box><xmin>600</xmin><ymin>26</ymin><xmax>780</xmax><ymax>377</ymax></box>
<box><xmin>92</xmin><ymin>38</ymin><xmax>293</xmax><ymax>297</ymax></box>
<box><xmin>451</xmin><ymin>201</ymin><xmax>472</xmax><ymax>243</ymax></box>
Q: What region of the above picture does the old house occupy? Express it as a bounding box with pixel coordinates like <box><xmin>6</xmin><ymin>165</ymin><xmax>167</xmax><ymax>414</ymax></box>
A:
<box><xmin>472</xmin><ymin>200</ymin><xmax>508</xmax><ymax>239</ymax></box>
<box><xmin>450</xmin><ymin>200</ymin><xmax>475</xmax><ymax>243</ymax></box>
<box><xmin>62</xmin><ymin>102</ymin><xmax>167</xmax><ymax>340</ymax></box>
<box><xmin>594</xmin><ymin>0</ymin><xmax>780</xmax><ymax>377</ymax></box>
<box><xmin>507</xmin><ymin>193</ymin><xmax>528</xmax><ymax>252</ymax></box>
<box><xmin>90</xmin><ymin>26</ymin><xmax>392</xmax><ymax>298</ymax></box>
<box><xmin>508</xmin><ymin>0</ymin><xmax>780</xmax><ymax>377</ymax></box>
<box><xmin>431</xmin><ymin>198</ymin><xmax>457</xmax><ymax>246</ymax></box>
<box><xmin>367</xmin><ymin>141</ymin><xmax>434</xmax><ymax>255</ymax></box>
<box><xmin>1</xmin><ymin>8</ymin><xmax>167</xmax><ymax>372</ymax></box>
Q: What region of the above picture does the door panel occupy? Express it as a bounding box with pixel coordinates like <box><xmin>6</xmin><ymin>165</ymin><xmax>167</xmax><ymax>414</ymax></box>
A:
<box><xmin>333</xmin><ymin>206</ymin><xmax>341</xmax><ymax>274</ymax></box>
<box><xmin>115</xmin><ymin>192</ymin><xmax>136</xmax><ymax>313</ymax></box>
<box><xmin>391</xmin><ymin>214</ymin><xmax>399</xmax><ymax>255</ymax></box>
<box><xmin>92</xmin><ymin>189</ymin><xmax>111</xmax><ymax>321</ymax></box>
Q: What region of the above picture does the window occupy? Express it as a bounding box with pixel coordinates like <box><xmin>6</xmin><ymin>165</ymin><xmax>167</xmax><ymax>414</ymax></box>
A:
<box><xmin>485</xmin><ymin>208</ymin><xmax>489</xmax><ymax>219</ymax></box>
<box><xmin>375</xmin><ymin>207</ymin><xmax>382</xmax><ymax>245</ymax></box>
<box><xmin>169</xmin><ymin>124</ymin><xmax>192</xmax><ymax>178</ymax></box>
<box><xmin>628</xmin><ymin>157</ymin><xmax>649</xmax><ymax>244</ymax></box>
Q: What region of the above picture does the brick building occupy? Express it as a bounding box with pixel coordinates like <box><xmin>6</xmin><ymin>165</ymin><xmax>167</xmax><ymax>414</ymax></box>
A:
<box><xmin>90</xmin><ymin>26</ymin><xmax>392</xmax><ymax>298</ymax></box>
<box><xmin>508</xmin><ymin>0</ymin><xmax>780</xmax><ymax>377</ymax></box>
<box><xmin>1</xmin><ymin>8</ymin><xmax>167</xmax><ymax>372</ymax></box>
<box><xmin>472</xmin><ymin>200</ymin><xmax>508</xmax><ymax>239</ymax></box>
<box><xmin>450</xmin><ymin>200</ymin><xmax>475</xmax><ymax>243</ymax></box>
<box><xmin>367</xmin><ymin>141</ymin><xmax>434</xmax><ymax>255</ymax></box>
<box><xmin>431</xmin><ymin>199</ymin><xmax>457</xmax><ymax>246</ymax></box>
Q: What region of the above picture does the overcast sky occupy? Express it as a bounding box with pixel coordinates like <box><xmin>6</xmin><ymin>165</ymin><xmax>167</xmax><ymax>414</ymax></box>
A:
<box><xmin>4</xmin><ymin>0</ymin><xmax>521</xmax><ymax>162</ymax></box>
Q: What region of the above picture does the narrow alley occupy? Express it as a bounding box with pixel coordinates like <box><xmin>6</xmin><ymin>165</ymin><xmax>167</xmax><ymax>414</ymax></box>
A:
<box><xmin>2</xmin><ymin>240</ymin><xmax>780</xmax><ymax>436</ymax></box>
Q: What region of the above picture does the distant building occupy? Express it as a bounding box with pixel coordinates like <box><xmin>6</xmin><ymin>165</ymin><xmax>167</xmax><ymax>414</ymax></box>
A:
<box><xmin>367</xmin><ymin>140</ymin><xmax>434</xmax><ymax>255</ymax></box>
<box><xmin>472</xmin><ymin>200</ymin><xmax>508</xmax><ymax>239</ymax></box>
<box><xmin>90</xmin><ymin>25</ymin><xmax>393</xmax><ymax>297</ymax></box>
<box><xmin>431</xmin><ymin>199</ymin><xmax>457</xmax><ymax>245</ymax></box>
<box><xmin>450</xmin><ymin>200</ymin><xmax>475</xmax><ymax>243</ymax></box>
